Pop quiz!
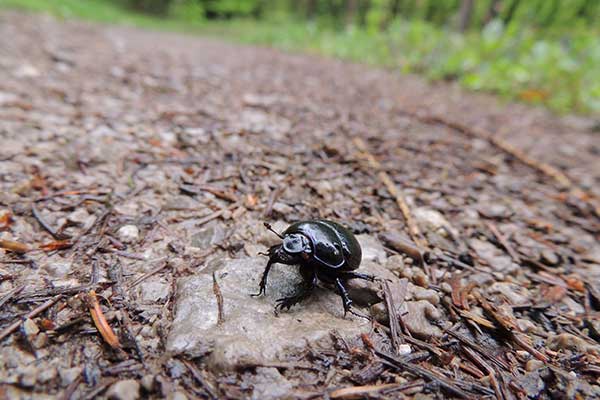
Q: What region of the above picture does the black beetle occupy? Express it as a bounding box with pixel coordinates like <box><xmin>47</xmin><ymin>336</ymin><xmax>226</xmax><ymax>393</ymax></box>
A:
<box><xmin>252</xmin><ymin>219</ymin><xmax>375</xmax><ymax>315</ymax></box>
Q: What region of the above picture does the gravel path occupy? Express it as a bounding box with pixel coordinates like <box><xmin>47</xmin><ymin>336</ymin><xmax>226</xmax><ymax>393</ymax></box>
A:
<box><xmin>1</xmin><ymin>11</ymin><xmax>599</xmax><ymax>399</ymax></box>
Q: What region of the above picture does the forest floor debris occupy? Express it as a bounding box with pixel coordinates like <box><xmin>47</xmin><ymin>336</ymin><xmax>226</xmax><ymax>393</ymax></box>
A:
<box><xmin>1</xmin><ymin>11</ymin><xmax>599</xmax><ymax>399</ymax></box>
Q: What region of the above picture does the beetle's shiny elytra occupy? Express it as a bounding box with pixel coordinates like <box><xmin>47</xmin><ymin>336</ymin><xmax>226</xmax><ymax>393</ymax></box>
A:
<box><xmin>252</xmin><ymin>219</ymin><xmax>374</xmax><ymax>315</ymax></box>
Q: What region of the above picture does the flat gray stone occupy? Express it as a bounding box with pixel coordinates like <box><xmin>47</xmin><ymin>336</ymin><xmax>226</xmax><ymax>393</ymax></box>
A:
<box><xmin>167</xmin><ymin>257</ymin><xmax>371</xmax><ymax>370</ymax></box>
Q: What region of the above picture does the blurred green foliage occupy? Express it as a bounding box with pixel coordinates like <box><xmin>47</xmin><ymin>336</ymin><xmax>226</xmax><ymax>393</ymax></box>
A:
<box><xmin>2</xmin><ymin>0</ymin><xmax>598</xmax><ymax>114</ymax></box>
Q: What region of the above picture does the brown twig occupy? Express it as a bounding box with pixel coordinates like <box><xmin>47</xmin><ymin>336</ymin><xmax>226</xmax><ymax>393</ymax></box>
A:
<box><xmin>0</xmin><ymin>284</ymin><xmax>25</xmax><ymax>310</ymax></box>
<box><xmin>0</xmin><ymin>295</ymin><xmax>62</xmax><ymax>342</ymax></box>
<box><xmin>182</xmin><ymin>359</ymin><xmax>219</xmax><ymax>400</ymax></box>
<box><xmin>263</xmin><ymin>186</ymin><xmax>283</xmax><ymax>218</ymax></box>
<box><xmin>354</xmin><ymin>138</ymin><xmax>427</xmax><ymax>249</ymax></box>
<box><xmin>0</xmin><ymin>239</ymin><xmax>30</xmax><ymax>253</ymax></box>
<box><xmin>382</xmin><ymin>279</ymin><xmax>408</xmax><ymax>353</ymax></box>
<box><xmin>330</xmin><ymin>383</ymin><xmax>406</xmax><ymax>399</ymax></box>
<box><xmin>405</xmin><ymin>111</ymin><xmax>572</xmax><ymax>188</ymax></box>
<box><xmin>212</xmin><ymin>272</ymin><xmax>224</xmax><ymax>326</ymax></box>
<box><xmin>125</xmin><ymin>259</ymin><xmax>169</xmax><ymax>290</ymax></box>
<box><xmin>485</xmin><ymin>222</ymin><xmax>520</xmax><ymax>263</ymax></box>
<box><xmin>195</xmin><ymin>201</ymin><xmax>241</xmax><ymax>227</ymax></box>
<box><xmin>85</xmin><ymin>290</ymin><xmax>121</xmax><ymax>349</ymax></box>
<box><xmin>375</xmin><ymin>350</ymin><xmax>475</xmax><ymax>399</ymax></box>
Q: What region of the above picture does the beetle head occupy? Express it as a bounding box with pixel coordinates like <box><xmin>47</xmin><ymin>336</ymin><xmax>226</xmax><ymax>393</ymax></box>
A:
<box><xmin>266</xmin><ymin>233</ymin><xmax>312</xmax><ymax>265</ymax></box>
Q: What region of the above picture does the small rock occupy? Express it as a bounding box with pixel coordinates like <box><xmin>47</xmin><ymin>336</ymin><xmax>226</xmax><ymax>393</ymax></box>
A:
<box><xmin>370</xmin><ymin>302</ymin><xmax>387</xmax><ymax>323</ymax></box>
<box><xmin>408</xmin><ymin>283</ymin><xmax>440</xmax><ymax>305</ymax></box>
<box><xmin>540</xmin><ymin>249</ymin><xmax>561</xmax><ymax>266</ymax></box>
<box><xmin>23</xmin><ymin>318</ymin><xmax>39</xmax><ymax>336</ymax></box>
<box><xmin>476</xmin><ymin>203</ymin><xmax>512</xmax><ymax>219</ymax></box>
<box><xmin>117</xmin><ymin>225</ymin><xmax>139</xmax><ymax>244</ymax></box>
<box><xmin>398</xmin><ymin>344</ymin><xmax>412</xmax><ymax>356</ymax></box>
<box><xmin>169</xmin><ymin>391</ymin><xmax>187</xmax><ymax>400</ymax></box>
<box><xmin>384</xmin><ymin>254</ymin><xmax>405</xmax><ymax>273</ymax></box>
<box><xmin>547</xmin><ymin>333</ymin><xmax>600</xmax><ymax>355</ymax></box>
<box><xmin>43</xmin><ymin>259</ymin><xmax>72</xmax><ymax>278</ymax></box>
<box><xmin>67</xmin><ymin>208</ymin><xmax>91</xmax><ymax>225</ymax></box>
<box><xmin>190</xmin><ymin>223</ymin><xmax>226</xmax><ymax>248</ymax></box>
<box><xmin>412</xmin><ymin>270</ymin><xmax>429</xmax><ymax>288</ymax></box>
<box><xmin>167</xmin><ymin>257</ymin><xmax>371</xmax><ymax>370</ymax></box>
<box><xmin>106</xmin><ymin>379</ymin><xmax>141</xmax><ymax>400</ymax></box>
<box><xmin>402</xmin><ymin>301</ymin><xmax>443</xmax><ymax>339</ymax></box>
<box><xmin>413</xmin><ymin>208</ymin><xmax>458</xmax><ymax>239</ymax></box>
<box><xmin>518</xmin><ymin>369</ymin><xmax>545</xmax><ymax>398</ymax></box>
<box><xmin>37</xmin><ymin>366</ymin><xmax>57</xmax><ymax>384</ymax></box>
<box><xmin>138</xmin><ymin>279</ymin><xmax>170</xmax><ymax>303</ymax></box>
<box><xmin>271</xmin><ymin>202</ymin><xmax>293</xmax><ymax>216</ymax></box>
<box><xmin>141</xmin><ymin>375</ymin><xmax>155</xmax><ymax>392</ymax></box>
<box><xmin>59</xmin><ymin>367</ymin><xmax>82</xmax><ymax>387</ymax></box>
<box><xmin>526</xmin><ymin>359</ymin><xmax>545</xmax><ymax>372</ymax></box>
<box><xmin>470</xmin><ymin>239</ymin><xmax>519</xmax><ymax>274</ymax></box>
<box><xmin>250</xmin><ymin>367</ymin><xmax>293</xmax><ymax>400</ymax></box>
<box><xmin>19</xmin><ymin>365</ymin><xmax>39</xmax><ymax>388</ymax></box>
<box><xmin>356</xmin><ymin>235</ymin><xmax>387</xmax><ymax>264</ymax></box>
<box><xmin>488</xmin><ymin>282</ymin><xmax>530</xmax><ymax>305</ymax></box>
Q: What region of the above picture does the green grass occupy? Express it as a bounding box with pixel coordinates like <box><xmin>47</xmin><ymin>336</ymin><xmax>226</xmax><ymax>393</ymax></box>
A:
<box><xmin>0</xmin><ymin>0</ymin><xmax>206</xmax><ymax>31</ymax></box>
<box><xmin>1</xmin><ymin>0</ymin><xmax>599</xmax><ymax>115</ymax></box>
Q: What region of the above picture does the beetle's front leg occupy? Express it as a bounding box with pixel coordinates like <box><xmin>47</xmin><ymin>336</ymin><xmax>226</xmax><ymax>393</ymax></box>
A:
<box><xmin>251</xmin><ymin>259</ymin><xmax>274</xmax><ymax>297</ymax></box>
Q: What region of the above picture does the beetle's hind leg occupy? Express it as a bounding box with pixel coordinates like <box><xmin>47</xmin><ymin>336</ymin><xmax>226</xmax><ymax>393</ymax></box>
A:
<box><xmin>275</xmin><ymin>273</ymin><xmax>317</xmax><ymax>311</ymax></box>
<box><xmin>339</xmin><ymin>272</ymin><xmax>376</xmax><ymax>282</ymax></box>
<box><xmin>334</xmin><ymin>278</ymin><xmax>354</xmax><ymax>316</ymax></box>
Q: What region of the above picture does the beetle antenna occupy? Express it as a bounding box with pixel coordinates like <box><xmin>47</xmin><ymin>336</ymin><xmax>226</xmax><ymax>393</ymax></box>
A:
<box><xmin>264</xmin><ymin>222</ymin><xmax>284</xmax><ymax>239</ymax></box>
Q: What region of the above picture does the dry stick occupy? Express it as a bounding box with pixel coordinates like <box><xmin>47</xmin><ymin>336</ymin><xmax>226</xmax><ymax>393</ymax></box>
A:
<box><xmin>263</xmin><ymin>186</ymin><xmax>282</xmax><ymax>218</ymax></box>
<box><xmin>353</xmin><ymin>138</ymin><xmax>427</xmax><ymax>249</ymax></box>
<box><xmin>375</xmin><ymin>350</ymin><xmax>474</xmax><ymax>399</ymax></box>
<box><xmin>59</xmin><ymin>375</ymin><xmax>83</xmax><ymax>400</ymax></box>
<box><xmin>461</xmin><ymin>346</ymin><xmax>504</xmax><ymax>400</ymax></box>
<box><xmin>406</xmin><ymin>112</ymin><xmax>572</xmax><ymax>188</ymax></box>
<box><xmin>196</xmin><ymin>201</ymin><xmax>241</xmax><ymax>227</ymax></box>
<box><xmin>0</xmin><ymin>284</ymin><xmax>25</xmax><ymax>310</ymax></box>
<box><xmin>329</xmin><ymin>383</ymin><xmax>406</xmax><ymax>399</ymax></box>
<box><xmin>0</xmin><ymin>295</ymin><xmax>62</xmax><ymax>342</ymax></box>
<box><xmin>0</xmin><ymin>239</ymin><xmax>30</xmax><ymax>253</ymax></box>
<box><xmin>182</xmin><ymin>359</ymin><xmax>219</xmax><ymax>400</ymax></box>
<box><xmin>485</xmin><ymin>221</ymin><xmax>521</xmax><ymax>263</ymax></box>
<box><xmin>31</xmin><ymin>204</ymin><xmax>71</xmax><ymax>240</ymax></box>
<box><xmin>212</xmin><ymin>272</ymin><xmax>225</xmax><ymax>326</ymax></box>
<box><xmin>125</xmin><ymin>259</ymin><xmax>169</xmax><ymax>290</ymax></box>
<box><xmin>382</xmin><ymin>280</ymin><xmax>407</xmax><ymax>354</ymax></box>
<box><xmin>444</xmin><ymin>328</ymin><xmax>511</xmax><ymax>371</ymax></box>
<box><xmin>85</xmin><ymin>290</ymin><xmax>121</xmax><ymax>349</ymax></box>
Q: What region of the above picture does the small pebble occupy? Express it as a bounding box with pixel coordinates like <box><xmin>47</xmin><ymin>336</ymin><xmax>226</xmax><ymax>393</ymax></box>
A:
<box><xmin>540</xmin><ymin>249</ymin><xmax>560</xmax><ymax>266</ymax></box>
<box><xmin>117</xmin><ymin>225</ymin><xmax>139</xmax><ymax>244</ymax></box>
<box><xmin>526</xmin><ymin>359</ymin><xmax>545</xmax><ymax>372</ymax></box>
<box><xmin>141</xmin><ymin>375</ymin><xmax>155</xmax><ymax>392</ymax></box>
<box><xmin>398</xmin><ymin>344</ymin><xmax>412</xmax><ymax>356</ymax></box>
<box><xmin>107</xmin><ymin>379</ymin><xmax>141</xmax><ymax>400</ymax></box>
<box><xmin>412</xmin><ymin>270</ymin><xmax>429</xmax><ymax>287</ymax></box>
<box><xmin>23</xmin><ymin>318</ymin><xmax>39</xmax><ymax>336</ymax></box>
<box><xmin>170</xmin><ymin>391</ymin><xmax>188</xmax><ymax>400</ymax></box>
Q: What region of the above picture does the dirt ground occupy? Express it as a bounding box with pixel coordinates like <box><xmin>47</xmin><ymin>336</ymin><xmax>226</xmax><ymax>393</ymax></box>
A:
<box><xmin>1</xmin><ymin>11</ymin><xmax>599</xmax><ymax>400</ymax></box>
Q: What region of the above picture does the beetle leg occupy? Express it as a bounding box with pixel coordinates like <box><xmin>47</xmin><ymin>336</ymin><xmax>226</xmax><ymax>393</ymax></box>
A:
<box><xmin>251</xmin><ymin>259</ymin><xmax>274</xmax><ymax>297</ymax></box>
<box><xmin>339</xmin><ymin>272</ymin><xmax>376</xmax><ymax>282</ymax></box>
<box><xmin>335</xmin><ymin>278</ymin><xmax>353</xmax><ymax>317</ymax></box>
<box><xmin>275</xmin><ymin>273</ymin><xmax>317</xmax><ymax>311</ymax></box>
